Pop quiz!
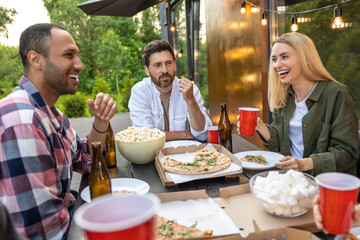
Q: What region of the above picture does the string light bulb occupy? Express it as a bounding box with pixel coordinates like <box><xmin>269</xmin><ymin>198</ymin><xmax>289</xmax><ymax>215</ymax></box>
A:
<box><xmin>291</xmin><ymin>14</ymin><xmax>298</xmax><ymax>32</ymax></box>
<box><xmin>251</xmin><ymin>7</ymin><xmax>259</xmax><ymax>13</ymax></box>
<box><xmin>241</xmin><ymin>0</ymin><xmax>246</xmax><ymax>14</ymax></box>
<box><xmin>261</xmin><ymin>11</ymin><xmax>267</xmax><ymax>25</ymax></box>
<box><xmin>178</xmin><ymin>49</ymin><xmax>183</xmax><ymax>58</ymax></box>
<box><xmin>170</xmin><ymin>23</ymin><xmax>176</xmax><ymax>32</ymax></box>
<box><xmin>331</xmin><ymin>5</ymin><xmax>344</xmax><ymax>29</ymax></box>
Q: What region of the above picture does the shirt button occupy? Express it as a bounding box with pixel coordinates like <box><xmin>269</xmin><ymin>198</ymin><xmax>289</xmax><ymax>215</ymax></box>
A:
<box><xmin>303</xmin><ymin>124</ymin><xmax>308</xmax><ymax>128</ymax></box>
<box><xmin>305</xmin><ymin>140</ymin><xmax>309</xmax><ymax>144</ymax></box>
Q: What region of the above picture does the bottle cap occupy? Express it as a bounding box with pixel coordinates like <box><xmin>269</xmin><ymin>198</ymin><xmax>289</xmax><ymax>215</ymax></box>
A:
<box><xmin>91</xmin><ymin>141</ymin><xmax>102</xmax><ymax>148</ymax></box>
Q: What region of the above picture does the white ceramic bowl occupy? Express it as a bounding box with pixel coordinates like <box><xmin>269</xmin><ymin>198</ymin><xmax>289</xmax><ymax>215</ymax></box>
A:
<box><xmin>249</xmin><ymin>170</ymin><xmax>318</xmax><ymax>217</ymax></box>
<box><xmin>115</xmin><ymin>130</ymin><xmax>165</xmax><ymax>164</ymax></box>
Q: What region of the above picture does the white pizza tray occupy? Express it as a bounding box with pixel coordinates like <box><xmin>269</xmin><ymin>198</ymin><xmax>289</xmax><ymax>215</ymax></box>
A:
<box><xmin>159</xmin><ymin>198</ymin><xmax>240</xmax><ymax>237</ymax></box>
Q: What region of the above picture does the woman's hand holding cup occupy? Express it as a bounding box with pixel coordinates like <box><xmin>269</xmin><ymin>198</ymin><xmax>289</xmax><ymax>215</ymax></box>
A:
<box><xmin>237</xmin><ymin>114</ymin><xmax>270</xmax><ymax>141</ymax></box>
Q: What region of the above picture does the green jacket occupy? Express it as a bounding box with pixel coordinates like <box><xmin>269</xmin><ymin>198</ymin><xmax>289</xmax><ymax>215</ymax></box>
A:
<box><xmin>261</xmin><ymin>80</ymin><xmax>359</xmax><ymax>176</ymax></box>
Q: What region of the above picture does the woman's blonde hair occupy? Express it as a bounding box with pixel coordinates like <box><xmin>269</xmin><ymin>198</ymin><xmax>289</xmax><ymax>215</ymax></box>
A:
<box><xmin>268</xmin><ymin>32</ymin><xmax>336</xmax><ymax>111</ymax></box>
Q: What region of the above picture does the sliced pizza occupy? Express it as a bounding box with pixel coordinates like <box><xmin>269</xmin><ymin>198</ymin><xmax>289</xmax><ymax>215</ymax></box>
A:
<box><xmin>240</xmin><ymin>154</ymin><xmax>269</xmax><ymax>165</ymax></box>
<box><xmin>154</xmin><ymin>215</ymin><xmax>213</xmax><ymax>240</ymax></box>
<box><xmin>160</xmin><ymin>150</ymin><xmax>231</xmax><ymax>175</ymax></box>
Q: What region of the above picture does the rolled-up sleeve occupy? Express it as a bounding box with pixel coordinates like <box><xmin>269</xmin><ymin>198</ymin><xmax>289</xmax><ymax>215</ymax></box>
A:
<box><xmin>128</xmin><ymin>85</ymin><xmax>156</xmax><ymax>129</ymax></box>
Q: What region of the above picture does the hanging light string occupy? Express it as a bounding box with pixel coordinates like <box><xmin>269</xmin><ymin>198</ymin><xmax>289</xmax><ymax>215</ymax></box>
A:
<box><xmin>242</xmin><ymin>0</ymin><xmax>350</xmax><ymax>30</ymax></box>
<box><xmin>242</xmin><ymin>0</ymin><xmax>350</xmax><ymax>15</ymax></box>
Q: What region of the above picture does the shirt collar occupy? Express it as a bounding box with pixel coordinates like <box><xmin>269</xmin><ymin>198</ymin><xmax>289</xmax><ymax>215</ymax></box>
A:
<box><xmin>288</xmin><ymin>80</ymin><xmax>328</xmax><ymax>102</ymax></box>
<box><xmin>307</xmin><ymin>81</ymin><xmax>328</xmax><ymax>101</ymax></box>
<box><xmin>19</xmin><ymin>76</ymin><xmax>62</xmax><ymax>131</ymax></box>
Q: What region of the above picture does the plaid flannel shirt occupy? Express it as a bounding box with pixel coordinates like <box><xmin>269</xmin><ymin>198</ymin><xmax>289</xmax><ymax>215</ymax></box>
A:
<box><xmin>0</xmin><ymin>76</ymin><xmax>92</xmax><ymax>239</ymax></box>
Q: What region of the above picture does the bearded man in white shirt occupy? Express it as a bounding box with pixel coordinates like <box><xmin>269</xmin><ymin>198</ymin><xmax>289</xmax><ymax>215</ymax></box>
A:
<box><xmin>128</xmin><ymin>40</ymin><xmax>212</xmax><ymax>141</ymax></box>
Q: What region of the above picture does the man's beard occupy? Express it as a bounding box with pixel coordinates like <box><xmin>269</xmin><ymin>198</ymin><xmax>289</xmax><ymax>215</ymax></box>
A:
<box><xmin>44</xmin><ymin>58</ymin><xmax>77</xmax><ymax>95</ymax></box>
<box><xmin>149</xmin><ymin>72</ymin><xmax>174</xmax><ymax>89</ymax></box>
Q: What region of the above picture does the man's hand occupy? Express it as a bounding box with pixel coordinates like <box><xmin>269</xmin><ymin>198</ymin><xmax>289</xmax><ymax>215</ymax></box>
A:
<box><xmin>178</xmin><ymin>76</ymin><xmax>205</xmax><ymax>132</ymax></box>
<box><xmin>88</xmin><ymin>92</ymin><xmax>117</xmax><ymax>122</ymax></box>
<box><xmin>178</xmin><ymin>76</ymin><xmax>195</xmax><ymax>103</ymax></box>
<box><xmin>87</xmin><ymin>93</ymin><xmax>117</xmax><ymax>153</ymax></box>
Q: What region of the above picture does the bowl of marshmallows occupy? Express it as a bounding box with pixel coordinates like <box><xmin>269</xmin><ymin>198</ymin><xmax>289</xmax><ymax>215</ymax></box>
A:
<box><xmin>249</xmin><ymin>169</ymin><xmax>318</xmax><ymax>217</ymax></box>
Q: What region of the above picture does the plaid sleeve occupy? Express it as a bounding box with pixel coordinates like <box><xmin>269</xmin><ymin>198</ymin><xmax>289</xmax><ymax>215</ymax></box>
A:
<box><xmin>71</xmin><ymin>131</ymin><xmax>92</xmax><ymax>174</ymax></box>
<box><xmin>62</xmin><ymin>115</ymin><xmax>92</xmax><ymax>175</ymax></box>
<box><xmin>0</xmin><ymin>123</ymin><xmax>69</xmax><ymax>239</ymax></box>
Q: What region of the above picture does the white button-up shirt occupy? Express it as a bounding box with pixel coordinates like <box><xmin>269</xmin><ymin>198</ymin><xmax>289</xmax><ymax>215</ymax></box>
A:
<box><xmin>128</xmin><ymin>77</ymin><xmax>212</xmax><ymax>141</ymax></box>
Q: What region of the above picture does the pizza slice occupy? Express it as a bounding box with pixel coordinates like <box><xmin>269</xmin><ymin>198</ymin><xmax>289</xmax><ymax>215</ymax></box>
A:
<box><xmin>240</xmin><ymin>154</ymin><xmax>269</xmax><ymax>165</ymax></box>
<box><xmin>194</xmin><ymin>150</ymin><xmax>231</xmax><ymax>167</ymax></box>
<box><xmin>154</xmin><ymin>215</ymin><xmax>213</xmax><ymax>240</ymax></box>
<box><xmin>160</xmin><ymin>150</ymin><xmax>231</xmax><ymax>175</ymax></box>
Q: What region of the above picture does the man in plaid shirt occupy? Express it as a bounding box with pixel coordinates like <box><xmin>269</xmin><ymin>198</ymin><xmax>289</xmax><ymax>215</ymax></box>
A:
<box><xmin>0</xmin><ymin>23</ymin><xmax>117</xmax><ymax>239</ymax></box>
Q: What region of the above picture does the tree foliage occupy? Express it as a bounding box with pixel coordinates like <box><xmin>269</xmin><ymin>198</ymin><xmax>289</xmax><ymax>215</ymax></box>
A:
<box><xmin>0</xmin><ymin>6</ymin><xmax>17</xmax><ymax>38</ymax></box>
<box><xmin>62</xmin><ymin>92</ymin><xmax>88</xmax><ymax>118</ymax></box>
<box><xmin>0</xmin><ymin>45</ymin><xmax>22</xmax><ymax>99</ymax></box>
<box><xmin>0</xmin><ymin>0</ymin><xmax>161</xmax><ymax>116</ymax></box>
<box><xmin>0</xmin><ymin>6</ymin><xmax>19</xmax><ymax>98</ymax></box>
<box><xmin>40</xmin><ymin>0</ymin><xmax>161</xmax><ymax>112</ymax></box>
<box><xmin>286</xmin><ymin>0</ymin><xmax>360</xmax><ymax>116</ymax></box>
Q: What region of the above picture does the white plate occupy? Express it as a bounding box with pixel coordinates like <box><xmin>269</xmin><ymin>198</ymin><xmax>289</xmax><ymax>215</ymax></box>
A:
<box><xmin>80</xmin><ymin>178</ymin><xmax>150</xmax><ymax>203</ymax></box>
<box><xmin>164</xmin><ymin>140</ymin><xmax>202</xmax><ymax>148</ymax></box>
<box><xmin>234</xmin><ymin>151</ymin><xmax>284</xmax><ymax>170</ymax></box>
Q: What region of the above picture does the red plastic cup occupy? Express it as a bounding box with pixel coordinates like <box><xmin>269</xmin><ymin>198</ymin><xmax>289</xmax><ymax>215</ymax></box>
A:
<box><xmin>316</xmin><ymin>173</ymin><xmax>360</xmax><ymax>235</ymax></box>
<box><xmin>74</xmin><ymin>194</ymin><xmax>160</xmax><ymax>240</ymax></box>
<box><xmin>207</xmin><ymin>126</ymin><xmax>219</xmax><ymax>144</ymax></box>
<box><xmin>238</xmin><ymin>107</ymin><xmax>260</xmax><ymax>136</ymax></box>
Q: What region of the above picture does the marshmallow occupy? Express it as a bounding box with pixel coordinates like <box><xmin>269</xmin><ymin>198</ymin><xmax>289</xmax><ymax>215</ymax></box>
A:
<box><xmin>273</xmin><ymin>206</ymin><xmax>285</xmax><ymax>216</ymax></box>
<box><xmin>290</xmin><ymin>169</ymin><xmax>304</xmax><ymax>180</ymax></box>
<box><xmin>290</xmin><ymin>186</ymin><xmax>299</xmax><ymax>196</ymax></box>
<box><xmin>277</xmin><ymin>195</ymin><xmax>288</xmax><ymax>206</ymax></box>
<box><xmin>269</xmin><ymin>188</ymin><xmax>280</xmax><ymax>201</ymax></box>
<box><xmin>291</xmin><ymin>204</ymin><xmax>304</xmax><ymax>215</ymax></box>
<box><xmin>283</xmin><ymin>206</ymin><xmax>292</xmax><ymax>216</ymax></box>
<box><xmin>279</xmin><ymin>182</ymin><xmax>292</xmax><ymax>195</ymax></box>
<box><xmin>287</xmin><ymin>196</ymin><xmax>297</xmax><ymax>206</ymax></box>
<box><xmin>267</xmin><ymin>171</ymin><xmax>280</xmax><ymax>179</ymax></box>
<box><xmin>283</xmin><ymin>171</ymin><xmax>296</xmax><ymax>186</ymax></box>
<box><xmin>252</xmin><ymin>170</ymin><xmax>317</xmax><ymax>217</ymax></box>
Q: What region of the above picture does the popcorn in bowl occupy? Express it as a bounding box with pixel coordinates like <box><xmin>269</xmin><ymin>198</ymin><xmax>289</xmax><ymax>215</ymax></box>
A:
<box><xmin>115</xmin><ymin>127</ymin><xmax>165</xmax><ymax>142</ymax></box>
<box><xmin>249</xmin><ymin>169</ymin><xmax>318</xmax><ymax>217</ymax></box>
<box><xmin>115</xmin><ymin>127</ymin><xmax>166</xmax><ymax>164</ymax></box>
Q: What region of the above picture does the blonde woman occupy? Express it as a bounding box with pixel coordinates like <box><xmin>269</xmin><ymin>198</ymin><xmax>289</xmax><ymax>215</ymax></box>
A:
<box><xmin>237</xmin><ymin>32</ymin><xmax>358</xmax><ymax>175</ymax></box>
